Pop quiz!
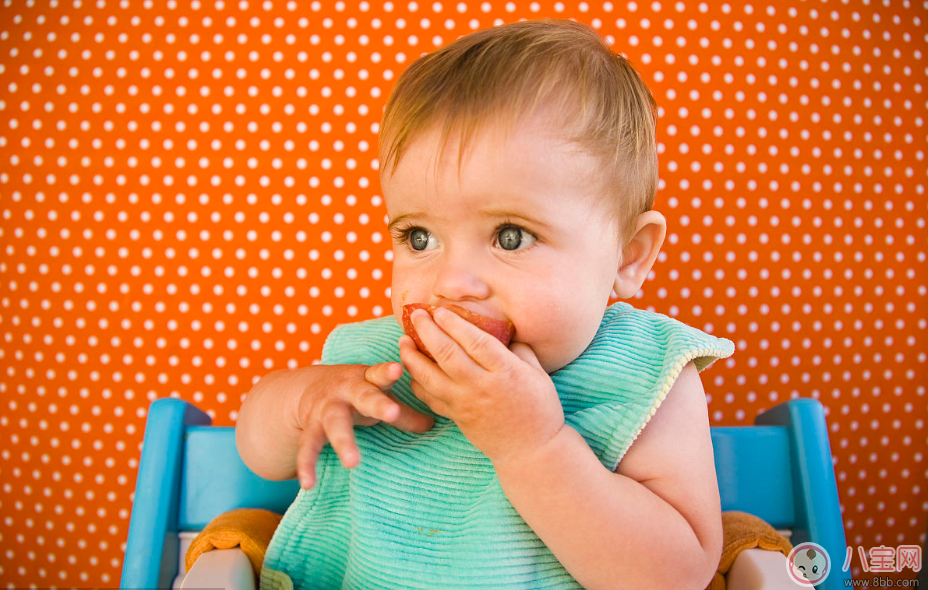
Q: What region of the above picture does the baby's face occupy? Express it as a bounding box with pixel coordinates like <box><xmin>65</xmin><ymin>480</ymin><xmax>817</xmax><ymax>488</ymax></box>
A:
<box><xmin>383</xmin><ymin>122</ymin><xmax>623</xmax><ymax>373</ymax></box>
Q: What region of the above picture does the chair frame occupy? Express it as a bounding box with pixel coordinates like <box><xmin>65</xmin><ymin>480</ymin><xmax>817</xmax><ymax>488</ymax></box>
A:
<box><xmin>121</xmin><ymin>397</ymin><xmax>851</xmax><ymax>588</ymax></box>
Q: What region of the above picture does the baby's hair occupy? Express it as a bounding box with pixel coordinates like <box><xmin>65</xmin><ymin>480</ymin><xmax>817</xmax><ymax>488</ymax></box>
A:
<box><xmin>378</xmin><ymin>18</ymin><xmax>658</xmax><ymax>243</ymax></box>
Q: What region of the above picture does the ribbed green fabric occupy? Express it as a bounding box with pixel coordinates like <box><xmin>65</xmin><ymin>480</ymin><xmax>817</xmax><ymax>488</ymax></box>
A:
<box><xmin>260</xmin><ymin>302</ymin><xmax>734</xmax><ymax>589</ymax></box>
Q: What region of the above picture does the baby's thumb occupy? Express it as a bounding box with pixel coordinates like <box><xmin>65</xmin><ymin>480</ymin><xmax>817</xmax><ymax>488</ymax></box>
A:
<box><xmin>365</xmin><ymin>361</ymin><xmax>404</xmax><ymax>389</ymax></box>
<box><xmin>509</xmin><ymin>341</ymin><xmax>545</xmax><ymax>371</ymax></box>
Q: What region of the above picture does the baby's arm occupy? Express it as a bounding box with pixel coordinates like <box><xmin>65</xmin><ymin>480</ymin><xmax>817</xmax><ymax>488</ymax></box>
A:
<box><xmin>402</xmin><ymin>308</ymin><xmax>720</xmax><ymax>589</ymax></box>
<box><xmin>235</xmin><ymin>363</ymin><xmax>433</xmax><ymax>488</ymax></box>
<box><xmin>493</xmin><ymin>362</ymin><xmax>722</xmax><ymax>590</ymax></box>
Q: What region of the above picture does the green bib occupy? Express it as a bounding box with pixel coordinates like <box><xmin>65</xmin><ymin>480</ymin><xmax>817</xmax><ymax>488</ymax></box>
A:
<box><xmin>261</xmin><ymin>302</ymin><xmax>734</xmax><ymax>589</ymax></box>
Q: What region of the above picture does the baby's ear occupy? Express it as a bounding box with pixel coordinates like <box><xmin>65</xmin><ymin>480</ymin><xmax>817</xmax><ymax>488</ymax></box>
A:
<box><xmin>613</xmin><ymin>210</ymin><xmax>667</xmax><ymax>300</ymax></box>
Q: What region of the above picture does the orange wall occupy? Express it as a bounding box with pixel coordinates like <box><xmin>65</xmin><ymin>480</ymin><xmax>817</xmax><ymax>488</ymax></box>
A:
<box><xmin>0</xmin><ymin>0</ymin><xmax>925</xmax><ymax>585</ymax></box>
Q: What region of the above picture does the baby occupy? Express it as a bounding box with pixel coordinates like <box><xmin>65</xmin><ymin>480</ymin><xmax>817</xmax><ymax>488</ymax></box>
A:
<box><xmin>236</xmin><ymin>18</ymin><xmax>734</xmax><ymax>590</ymax></box>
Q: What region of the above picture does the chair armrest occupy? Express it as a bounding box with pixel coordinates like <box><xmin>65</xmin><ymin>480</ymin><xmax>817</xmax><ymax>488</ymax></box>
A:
<box><xmin>726</xmin><ymin>549</ymin><xmax>794</xmax><ymax>590</ymax></box>
<box><xmin>180</xmin><ymin>548</ymin><xmax>256</xmax><ymax>590</ymax></box>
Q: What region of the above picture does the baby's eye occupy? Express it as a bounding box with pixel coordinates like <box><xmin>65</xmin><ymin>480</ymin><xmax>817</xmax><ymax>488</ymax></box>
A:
<box><xmin>496</xmin><ymin>225</ymin><xmax>537</xmax><ymax>251</ymax></box>
<box><xmin>408</xmin><ymin>228</ymin><xmax>438</xmax><ymax>251</ymax></box>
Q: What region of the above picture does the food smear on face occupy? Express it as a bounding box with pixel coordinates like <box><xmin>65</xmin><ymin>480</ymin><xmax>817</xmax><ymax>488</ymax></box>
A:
<box><xmin>401</xmin><ymin>303</ymin><xmax>516</xmax><ymax>361</ymax></box>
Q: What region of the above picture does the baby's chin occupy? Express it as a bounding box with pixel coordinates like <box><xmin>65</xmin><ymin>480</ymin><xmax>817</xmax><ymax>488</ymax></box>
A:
<box><xmin>537</xmin><ymin>354</ymin><xmax>571</xmax><ymax>375</ymax></box>
<box><xmin>532</xmin><ymin>337</ymin><xmax>594</xmax><ymax>374</ymax></box>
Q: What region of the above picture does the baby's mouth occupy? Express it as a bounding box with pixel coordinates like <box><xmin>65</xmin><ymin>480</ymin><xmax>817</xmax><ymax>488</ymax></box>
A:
<box><xmin>401</xmin><ymin>303</ymin><xmax>516</xmax><ymax>361</ymax></box>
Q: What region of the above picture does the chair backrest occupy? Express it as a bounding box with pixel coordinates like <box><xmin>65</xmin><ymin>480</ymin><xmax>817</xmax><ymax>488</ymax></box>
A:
<box><xmin>711</xmin><ymin>426</ymin><xmax>795</xmax><ymax>529</ymax></box>
<box><xmin>181</xmin><ymin>426</ymin><xmax>300</xmax><ymax>531</ymax></box>
<box><xmin>121</xmin><ymin>397</ymin><xmax>850</xmax><ymax>588</ymax></box>
<box><xmin>712</xmin><ymin>400</ymin><xmax>852</xmax><ymax>589</ymax></box>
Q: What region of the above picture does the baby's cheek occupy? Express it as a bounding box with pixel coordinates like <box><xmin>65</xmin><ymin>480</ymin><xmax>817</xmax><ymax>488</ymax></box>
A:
<box><xmin>523</xmin><ymin>312</ymin><xmax>603</xmax><ymax>373</ymax></box>
<box><xmin>388</xmin><ymin>272</ymin><xmax>409</xmax><ymax>316</ymax></box>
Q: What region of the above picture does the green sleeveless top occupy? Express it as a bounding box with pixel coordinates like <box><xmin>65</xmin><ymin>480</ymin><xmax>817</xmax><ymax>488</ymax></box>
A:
<box><xmin>261</xmin><ymin>302</ymin><xmax>734</xmax><ymax>590</ymax></box>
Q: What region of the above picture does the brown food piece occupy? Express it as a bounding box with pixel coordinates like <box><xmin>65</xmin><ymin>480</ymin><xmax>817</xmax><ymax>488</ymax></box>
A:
<box><xmin>401</xmin><ymin>303</ymin><xmax>516</xmax><ymax>361</ymax></box>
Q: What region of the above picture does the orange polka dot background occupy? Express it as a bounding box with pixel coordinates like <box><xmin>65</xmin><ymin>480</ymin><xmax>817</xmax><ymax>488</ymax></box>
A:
<box><xmin>0</xmin><ymin>0</ymin><xmax>925</xmax><ymax>585</ymax></box>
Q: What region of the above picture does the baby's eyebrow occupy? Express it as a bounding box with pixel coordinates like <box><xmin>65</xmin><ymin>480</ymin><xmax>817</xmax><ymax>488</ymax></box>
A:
<box><xmin>386</xmin><ymin>210</ymin><xmax>550</xmax><ymax>232</ymax></box>
<box><xmin>479</xmin><ymin>209</ymin><xmax>550</xmax><ymax>230</ymax></box>
<box><xmin>387</xmin><ymin>213</ymin><xmax>425</xmax><ymax>232</ymax></box>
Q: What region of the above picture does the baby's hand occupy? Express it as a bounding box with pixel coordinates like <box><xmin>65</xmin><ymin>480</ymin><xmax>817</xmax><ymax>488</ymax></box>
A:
<box><xmin>399</xmin><ymin>307</ymin><xmax>565</xmax><ymax>467</ymax></box>
<box><xmin>295</xmin><ymin>363</ymin><xmax>434</xmax><ymax>489</ymax></box>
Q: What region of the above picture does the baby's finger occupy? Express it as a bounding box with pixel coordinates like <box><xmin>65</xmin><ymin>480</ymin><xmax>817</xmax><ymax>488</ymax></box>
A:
<box><xmin>296</xmin><ymin>421</ymin><xmax>327</xmax><ymax>490</ymax></box>
<box><xmin>431</xmin><ymin>307</ymin><xmax>508</xmax><ymax>372</ymax></box>
<box><xmin>352</xmin><ymin>385</ymin><xmax>401</xmax><ymax>424</ymax></box>
<box><xmin>409</xmin><ymin>377</ymin><xmax>451</xmax><ymax>418</ymax></box>
<box><xmin>364</xmin><ymin>361</ymin><xmax>404</xmax><ymax>390</ymax></box>
<box><xmin>382</xmin><ymin>391</ymin><xmax>435</xmax><ymax>433</ymax></box>
<box><xmin>398</xmin><ymin>333</ymin><xmax>454</xmax><ymax>402</ymax></box>
<box><xmin>321</xmin><ymin>402</ymin><xmax>361</xmax><ymax>470</ymax></box>
<box><xmin>410</xmin><ymin>309</ymin><xmax>484</xmax><ymax>377</ymax></box>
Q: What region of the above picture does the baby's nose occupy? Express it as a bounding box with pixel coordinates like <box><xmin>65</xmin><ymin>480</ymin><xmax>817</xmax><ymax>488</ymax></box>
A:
<box><xmin>431</xmin><ymin>252</ymin><xmax>491</xmax><ymax>302</ymax></box>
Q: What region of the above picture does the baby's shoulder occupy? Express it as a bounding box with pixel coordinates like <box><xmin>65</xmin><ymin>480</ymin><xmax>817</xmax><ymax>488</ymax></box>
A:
<box><xmin>595</xmin><ymin>302</ymin><xmax>734</xmax><ymax>373</ymax></box>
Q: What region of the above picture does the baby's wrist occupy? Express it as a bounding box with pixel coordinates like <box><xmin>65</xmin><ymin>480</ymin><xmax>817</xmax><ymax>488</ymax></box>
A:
<box><xmin>292</xmin><ymin>365</ymin><xmax>352</xmax><ymax>428</ymax></box>
<box><xmin>489</xmin><ymin>421</ymin><xmax>571</xmax><ymax>477</ymax></box>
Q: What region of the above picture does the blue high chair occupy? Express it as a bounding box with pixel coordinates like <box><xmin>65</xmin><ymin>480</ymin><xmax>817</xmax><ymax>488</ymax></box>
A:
<box><xmin>120</xmin><ymin>397</ymin><xmax>851</xmax><ymax>589</ymax></box>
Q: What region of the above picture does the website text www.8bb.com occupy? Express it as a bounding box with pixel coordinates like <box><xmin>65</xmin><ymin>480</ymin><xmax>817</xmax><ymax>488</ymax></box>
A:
<box><xmin>843</xmin><ymin>577</ymin><xmax>920</xmax><ymax>587</ymax></box>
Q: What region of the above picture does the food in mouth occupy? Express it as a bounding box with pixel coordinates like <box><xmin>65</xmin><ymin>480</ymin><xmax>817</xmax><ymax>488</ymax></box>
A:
<box><xmin>401</xmin><ymin>303</ymin><xmax>516</xmax><ymax>361</ymax></box>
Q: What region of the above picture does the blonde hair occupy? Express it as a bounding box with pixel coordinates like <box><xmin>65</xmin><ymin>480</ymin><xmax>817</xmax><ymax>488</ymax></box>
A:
<box><xmin>378</xmin><ymin>18</ymin><xmax>658</xmax><ymax>243</ymax></box>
